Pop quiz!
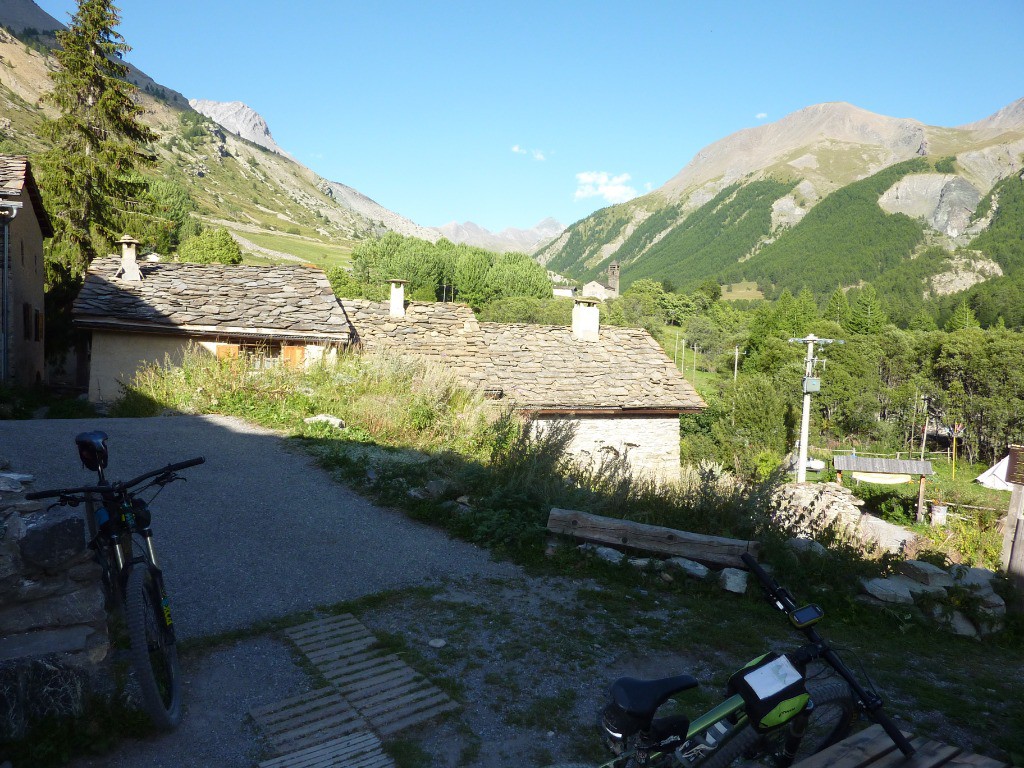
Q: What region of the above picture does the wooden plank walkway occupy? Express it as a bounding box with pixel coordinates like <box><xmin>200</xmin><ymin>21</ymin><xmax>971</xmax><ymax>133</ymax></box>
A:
<box><xmin>792</xmin><ymin>724</ymin><xmax>1010</xmax><ymax>768</ymax></box>
<box><xmin>257</xmin><ymin>732</ymin><xmax>393</xmax><ymax>768</ymax></box>
<box><xmin>251</xmin><ymin>614</ymin><xmax>458</xmax><ymax>767</ymax></box>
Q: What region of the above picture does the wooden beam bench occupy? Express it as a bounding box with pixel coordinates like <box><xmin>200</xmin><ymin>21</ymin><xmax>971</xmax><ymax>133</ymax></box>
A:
<box><xmin>792</xmin><ymin>724</ymin><xmax>1009</xmax><ymax>768</ymax></box>
<box><xmin>546</xmin><ymin>507</ymin><xmax>759</xmax><ymax>568</ymax></box>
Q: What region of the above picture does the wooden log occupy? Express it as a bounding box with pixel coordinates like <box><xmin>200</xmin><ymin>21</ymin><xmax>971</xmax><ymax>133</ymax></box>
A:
<box><xmin>546</xmin><ymin>507</ymin><xmax>759</xmax><ymax>568</ymax></box>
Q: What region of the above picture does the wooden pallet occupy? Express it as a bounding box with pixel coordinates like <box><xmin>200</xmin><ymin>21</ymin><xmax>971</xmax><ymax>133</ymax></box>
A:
<box><xmin>256</xmin><ymin>731</ymin><xmax>394</xmax><ymax>768</ymax></box>
<box><xmin>249</xmin><ymin>687</ymin><xmax>368</xmax><ymax>756</ymax></box>
<box><xmin>792</xmin><ymin>724</ymin><xmax>1010</xmax><ymax>768</ymax></box>
<box><xmin>285</xmin><ymin>614</ymin><xmax>460</xmax><ymax>736</ymax></box>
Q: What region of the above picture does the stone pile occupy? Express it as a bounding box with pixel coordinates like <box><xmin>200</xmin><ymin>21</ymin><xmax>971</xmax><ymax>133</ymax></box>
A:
<box><xmin>860</xmin><ymin>560</ymin><xmax>1006</xmax><ymax>639</ymax></box>
<box><xmin>0</xmin><ymin>461</ymin><xmax>109</xmax><ymax>740</ymax></box>
<box><xmin>775</xmin><ymin>482</ymin><xmax>918</xmax><ymax>554</ymax></box>
<box><xmin>573</xmin><ymin>543</ymin><xmax>751</xmax><ymax>595</ymax></box>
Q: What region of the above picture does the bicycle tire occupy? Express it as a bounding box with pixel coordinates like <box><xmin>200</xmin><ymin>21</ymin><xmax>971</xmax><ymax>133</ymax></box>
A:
<box><xmin>125</xmin><ymin>563</ymin><xmax>183</xmax><ymax>730</ymax></box>
<box><xmin>698</xmin><ymin>680</ymin><xmax>856</xmax><ymax>768</ymax></box>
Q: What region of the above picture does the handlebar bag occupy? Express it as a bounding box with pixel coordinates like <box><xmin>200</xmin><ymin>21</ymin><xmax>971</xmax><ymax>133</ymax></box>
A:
<box><xmin>727</xmin><ymin>652</ymin><xmax>809</xmax><ymax>733</ymax></box>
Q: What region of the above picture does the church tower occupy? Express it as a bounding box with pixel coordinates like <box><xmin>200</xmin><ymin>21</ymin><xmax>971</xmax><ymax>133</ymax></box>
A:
<box><xmin>607</xmin><ymin>261</ymin><xmax>620</xmax><ymax>297</ymax></box>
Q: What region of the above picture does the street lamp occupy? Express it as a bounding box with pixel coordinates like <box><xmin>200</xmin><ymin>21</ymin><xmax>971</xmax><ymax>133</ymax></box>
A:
<box><xmin>788</xmin><ymin>334</ymin><xmax>843</xmax><ymax>483</ymax></box>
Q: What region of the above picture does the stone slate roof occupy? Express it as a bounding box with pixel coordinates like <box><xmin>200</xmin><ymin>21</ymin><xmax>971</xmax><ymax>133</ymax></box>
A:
<box><xmin>341</xmin><ymin>299</ymin><xmax>704</xmax><ymax>413</ymax></box>
<box><xmin>478</xmin><ymin>323</ymin><xmax>703</xmax><ymax>411</ymax></box>
<box><xmin>834</xmin><ymin>455</ymin><xmax>935</xmax><ymax>476</ymax></box>
<box><xmin>0</xmin><ymin>155</ymin><xmax>53</xmax><ymax>237</ymax></box>
<box><xmin>74</xmin><ymin>258</ymin><xmax>351</xmax><ymax>342</ymax></box>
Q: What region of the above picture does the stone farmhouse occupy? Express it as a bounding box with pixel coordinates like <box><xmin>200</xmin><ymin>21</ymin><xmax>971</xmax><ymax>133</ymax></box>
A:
<box><xmin>73</xmin><ymin>237</ymin><xmax>351</xmax><ymax>402</ymax></box>
<box><xmin>343</xmin><ymin>281</ymin><xmax>704</xmax><ymax>480</ymax></box>
<box><xmin>0</xmin><ymin>156</ymin><xmax>52</xmax><ymax>386</ymax></box>
<box><xmin>580</xmin><ymin>260</ymin><xmax>620</xmax><ymax>301</ymax></box>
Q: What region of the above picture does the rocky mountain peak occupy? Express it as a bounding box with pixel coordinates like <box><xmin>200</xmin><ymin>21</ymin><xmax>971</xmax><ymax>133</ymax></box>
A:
<box><xmin>959</xmin><ymin>97</ymin><xmax>1024</xmax><ymax>137</ymax></box>
<box><xmin>188</xmin><ymin>99</ymin><xmax>288</xmax><ymax>157</ymax></box>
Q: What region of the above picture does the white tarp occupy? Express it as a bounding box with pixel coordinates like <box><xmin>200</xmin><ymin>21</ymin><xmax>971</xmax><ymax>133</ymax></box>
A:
<box><xmin>976</xmin><ymin>455</ymin><xmax>1013</xmax><ymax>491</ymax></box>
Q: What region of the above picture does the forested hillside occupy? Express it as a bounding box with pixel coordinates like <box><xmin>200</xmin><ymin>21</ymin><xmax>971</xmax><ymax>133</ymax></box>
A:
<box><xmin>538</xmin><ymin>100</ymin><xmax>1024</xmax><ymax>329</ymax></box>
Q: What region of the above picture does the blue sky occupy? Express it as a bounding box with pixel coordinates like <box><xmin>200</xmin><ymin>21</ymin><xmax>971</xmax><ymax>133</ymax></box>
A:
<box><xmin>33</xmin><ymin>0</ymin><xmax>1024</xmax><ymax>232</ymax></box>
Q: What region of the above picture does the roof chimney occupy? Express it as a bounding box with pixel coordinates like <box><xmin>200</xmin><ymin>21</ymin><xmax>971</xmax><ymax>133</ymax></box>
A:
<box><xmin>116</xmin><ymin>234</ymin><xmax>143</xmax><ymax>281</ymax></box>
<box><xmin>388</xmin><ymin>279</ymin><xmax>408</xmax><ymax>318</ymax></box>
<box><xmin>572</xmin><ymin>297</ymin><xmax>601</xmax><ymax>342</ymax></box>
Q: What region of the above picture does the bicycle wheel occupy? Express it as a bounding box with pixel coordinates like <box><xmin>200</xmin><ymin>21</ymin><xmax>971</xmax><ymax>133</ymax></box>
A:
<box><xmin>698</xmin><ymin>680</ymin><xmax>856</xmax><ymax>768</ymax></box>
<box><xmin>125</xmin><ymin>563</ymin><xmax>183</xmax><ymax>730</ymax></box>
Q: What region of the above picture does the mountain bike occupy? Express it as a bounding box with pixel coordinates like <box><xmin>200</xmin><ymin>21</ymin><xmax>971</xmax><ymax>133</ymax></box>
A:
<box><xmin>25</xmin><ymin>431</ymin><xmax>204</xmax><ymax>731</ymax></box>
<box><xmin>548</xmin><ymin>552</ymin><xmax>916</xmax><ymax>768</ymax></box>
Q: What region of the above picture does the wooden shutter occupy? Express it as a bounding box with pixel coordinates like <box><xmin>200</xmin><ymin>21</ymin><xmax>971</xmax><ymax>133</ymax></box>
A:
<box><xmin>216</xmin><ymin>343</ymin><xmax>240</xmax><ymax>360</ymax></box>
<box><xmin>282</xmin><ymin>345</ymin><xmax>306</xmax><ymax>368</ymax></box>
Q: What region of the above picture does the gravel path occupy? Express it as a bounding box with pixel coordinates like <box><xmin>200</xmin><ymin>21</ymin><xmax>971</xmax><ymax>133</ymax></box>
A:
<box><xmin>2</xmin><ymin>414</ymin><xmax>516</xmax><ymax>641</ymax></box>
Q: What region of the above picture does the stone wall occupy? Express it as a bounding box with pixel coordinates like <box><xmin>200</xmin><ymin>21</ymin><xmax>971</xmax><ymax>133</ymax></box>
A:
<box><xmin>532</xmin><ymin>414</ymin><xmax>681</xmax><ymax>482</ymax></box>
<box><xmin>0</xmin><ymin>463</ymin><xmax>109</xmax><ymax>740</ymax></box>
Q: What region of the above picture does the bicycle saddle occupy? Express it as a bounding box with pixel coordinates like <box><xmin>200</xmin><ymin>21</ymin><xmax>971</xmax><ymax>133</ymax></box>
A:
<box><xmin>610</xmin><ymin>674</ymin><xmax>699</xmax><ymax>720</ymax></box>
<box><xmin>76</xmin><ymin>431</ymin><xmax>109</xmax><ymax>471</ymax></box>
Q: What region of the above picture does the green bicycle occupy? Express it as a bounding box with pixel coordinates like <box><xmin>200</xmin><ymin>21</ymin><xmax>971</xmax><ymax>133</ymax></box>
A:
<box><xmin>549</xmin><ymin>552</ymin><xmax>915</xmax><ymax>767</ymax></box>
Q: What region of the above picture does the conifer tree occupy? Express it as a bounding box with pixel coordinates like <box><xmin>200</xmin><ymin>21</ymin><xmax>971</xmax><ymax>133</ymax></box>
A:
<box><xmin>944</xmin><ymin>298</ymin><xmax>981</xmax><ymax>332</ymax></box>
<box><xmin>846</xmin><ymin>284</ymin><xmax>888</xmax><ymax>334</ymax></box>
<box><xmin>38</xmin><ymin>0</ymin><xmax>156</xmax><ymax>281</ymax></box>
<box><xmin>823</xmin><ymin>288</ymin><xmax>851</xmax><ymax>327</ymax></box>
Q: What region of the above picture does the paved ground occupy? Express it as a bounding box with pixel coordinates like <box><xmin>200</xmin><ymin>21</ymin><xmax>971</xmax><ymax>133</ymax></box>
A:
<box><xmin>2</xmin><ymin>414</ymin><xmax>516</xmax><ymax>641</ymax></box>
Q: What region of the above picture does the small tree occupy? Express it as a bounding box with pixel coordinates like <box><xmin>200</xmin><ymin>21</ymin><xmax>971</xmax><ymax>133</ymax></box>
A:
<box><xmin>177</xmin><ymin>228</ymin><xmax>243</xmax><ymax>264</ymax></box>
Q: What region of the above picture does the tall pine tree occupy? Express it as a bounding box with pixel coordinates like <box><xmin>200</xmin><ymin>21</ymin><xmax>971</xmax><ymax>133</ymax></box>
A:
<box><xmin>38</xmin><ymin>0</ymin><xmax>156</xmax><ymax>281</ymax></box>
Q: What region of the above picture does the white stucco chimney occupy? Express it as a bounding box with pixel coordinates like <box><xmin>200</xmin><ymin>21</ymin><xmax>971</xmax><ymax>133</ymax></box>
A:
<box><xmin>116</xmin><ymin>234</ymin><xmax>143</xmax><ymax>281</ymax></box>
<box><xmin>572</xmin><ymin>297</ymin><xmax>601</xmax><ymax>342</ymax></box>
<box><xmin>388</xmin><ymin>279</ymin><xmax>408</xmax><ymax>318</ymax></box>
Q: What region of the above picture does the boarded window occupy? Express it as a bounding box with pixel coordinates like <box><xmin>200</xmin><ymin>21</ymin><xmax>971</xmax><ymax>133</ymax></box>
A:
<box><xmin>216</xmin><ymin>343</ymin><xmax>240</xmax><ymax>360</ymax></box>
<box><xmin>282</xmin><ymin>345</ymin><xmax>306</xmax><ymax>369</ymax></box>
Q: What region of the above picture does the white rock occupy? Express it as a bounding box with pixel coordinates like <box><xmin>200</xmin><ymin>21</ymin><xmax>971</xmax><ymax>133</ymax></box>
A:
<box><xmin>719</xmin><ymin>568</ymin><xmax>748</xmax><ymax>594</ymax></box>
<box><xmin>930</xmin><ymin>606</ymin><xmax>978</xmax><ymax>638</ymax></box>
<box><xmin>786</xmin><ymin>537</ymin><xmax>828</xmax><ymax>557</ymax></box>
<box><xmin>665</xmin><ymin>557</ymin><xmax>710</xmax><ymax>580</ymax></box>
<box><xmin>897</xmin><ymin>560</ymin><xmax>955</xmax><ymax>588</ymax></box>
<box><xmin>303</xmin><ymin>414</ymin><xmax>345</xmax><ymax>429</ymax></box>
<box><xmin>0</xmin><ymin>473</ymin><xmax>33</xmax><ymax>483</ymax></box>
<box><xmin>887</xmin><ymin>575</ymin><xmax>947</xmax><ymax>599</ymax></box>
<box><xmin>949</xmin><ymin>566</ymin><xmax>998</xmax><ymax>589</ymax></box>
<box><xmin>428</xmin><ymin>638</ymin><xmax>446</xmax><ymax>649</ymax></box>
<box><xmin>860</xmin><ymin>577</ymin><xmax>914</xmax><ymax>605</ymax></box>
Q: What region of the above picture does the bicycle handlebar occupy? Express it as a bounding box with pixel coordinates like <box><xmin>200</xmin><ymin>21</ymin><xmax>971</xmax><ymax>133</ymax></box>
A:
<box><xmin>24</xmin><ymin>457</ymin><xmax>205</xmax><ymax>501</ymax></box>
<box><xmin>740</xmin><ymin>552</ymin><xmax>916</xmax><ymax>757</ymax></box>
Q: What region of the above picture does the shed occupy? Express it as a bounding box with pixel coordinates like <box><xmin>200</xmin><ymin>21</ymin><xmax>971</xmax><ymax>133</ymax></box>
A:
<box><xmin>833</xmin><ymin>455</ymin><xmax>935</xmax><ymax>521</ymax></box>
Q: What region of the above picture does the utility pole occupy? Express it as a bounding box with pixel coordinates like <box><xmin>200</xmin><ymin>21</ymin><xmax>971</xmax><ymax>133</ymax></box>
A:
<box><xmin>788</xmin><ymin>334</ymin><xmax>842</xmax><ymax>483</ymax></box>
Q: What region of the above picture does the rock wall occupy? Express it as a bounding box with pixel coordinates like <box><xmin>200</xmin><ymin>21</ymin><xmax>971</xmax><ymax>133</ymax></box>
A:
<box><xmin>775</xmin><ymin>482</ymin><xmax>918</xmax><ymax>553</ymax></box>
<box><xmin>0</xmin><ymin>464</ymin><xmax>109</xmax><ymax>740</ymax></box>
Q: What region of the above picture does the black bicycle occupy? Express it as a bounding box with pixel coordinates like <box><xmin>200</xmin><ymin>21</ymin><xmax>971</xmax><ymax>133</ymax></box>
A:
<box><xmin>548</xmin><ymin>552</ymin><xmax>916</xmax><ymax>767</ymax></box>
<box><xmin>25</xmin><ymin>431</ymin><xmax>204</xmax><ymax>730</ymax></box>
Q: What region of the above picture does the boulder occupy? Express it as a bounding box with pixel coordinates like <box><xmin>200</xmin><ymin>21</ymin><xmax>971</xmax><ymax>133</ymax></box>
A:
<box><xmin>886</xmin><ymin>574</ymin><xmax>947</xmax><ymax>599</ymax></box>
<box><xmin>929</xmin><ymin>606</ymin><xmax>979</xmax><ymax>638</ymax></box>
<box><xmin>665</xmin><ymin>557</ymin><xmax>710</xmax><ymax>580</ymax></box>
<box><xmin>860</xmin><ymin>577</ymin><xmax>914</xmax><ymax>605</ymax></box>
<box><xmin>719</xmin><ymin>568</ymin><xmax>748</xmax><ymax>594</ymax></box>
<box><xmin>785</xmin><ymin>537</ymin><xmax>828</xmax><ymax>557</ymax></box>
<box><xmin>949</xmin><ymin>565</ymin><xmax>998</xmax><ymax>589</ymax></box>
<box><xmin>897</xmin><ymin>560</ymin><xmax>955</xmax><ymax>588</ymax></box>
<box><xmin>18</xmin><ymin>508</ymin><xmax>86</xmax><ymax>571</ymax></box>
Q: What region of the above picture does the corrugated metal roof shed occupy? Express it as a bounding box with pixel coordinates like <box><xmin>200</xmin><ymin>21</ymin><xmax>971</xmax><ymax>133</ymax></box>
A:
<box><xmin>834</xmin><ymin>455</ymin><xmax>934</xmax><ymax>476</ymax></box>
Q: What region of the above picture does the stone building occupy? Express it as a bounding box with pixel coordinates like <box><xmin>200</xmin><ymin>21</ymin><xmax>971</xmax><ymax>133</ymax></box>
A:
<box><xmin>580</xmin><ymin>260</ymin><xmax>620</xmax><ymax>300</ymax></box>
<box><xmin>343</xmin><ymin>282</ymin><xmax>703</xmax><ymax>480</ymax></box>
<box><xmin>0</xmin><ymin>156</ymin><xmax>52</xmax><ymax>386</ymax></box>
<box><xmin>73</xmin><ymin>238</ymin><xmax>351</xmax><ymax>402</ymax></box>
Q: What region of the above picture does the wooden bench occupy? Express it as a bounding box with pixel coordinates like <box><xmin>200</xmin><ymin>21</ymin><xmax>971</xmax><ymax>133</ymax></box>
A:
<box><xmin>792</xmin><ymin>724</ymin><xmax>1010</xmax><ymax>768</ymax></box>
<box><xmin>546</xmin><ymin>507</ymin><xmax>759</xmax><ymax>568</ymax></box>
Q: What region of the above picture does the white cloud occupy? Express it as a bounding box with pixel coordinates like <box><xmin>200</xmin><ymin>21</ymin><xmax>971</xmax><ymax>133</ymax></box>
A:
<box><xmin>574</xmin><ymin>171</ymin><xmax>638</xmax><ymax>204</ymax></box>
<box><xmin>511</xmin><ymin>144</ymin><xmax>527</xmax><ymax>155</ymax></box>
<box><xmin>532</xmin><ymin>149</ymin><xmax>546</xmax><ymax>161</ymax></box>
<box><xmin>756</xmin><ymin>112</ymin><xmax>768</xmax><ymax>120</ymax></box>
